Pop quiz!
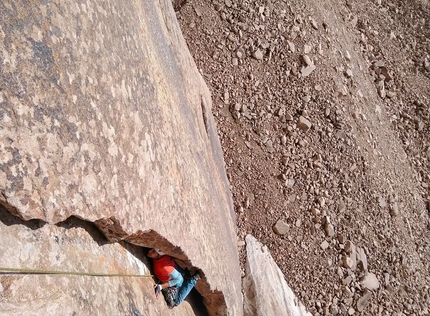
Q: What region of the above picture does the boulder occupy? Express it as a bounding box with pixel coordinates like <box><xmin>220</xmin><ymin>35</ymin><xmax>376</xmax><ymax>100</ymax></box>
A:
<box><xmin>0</xmin><ymin>0</ymin><xmax>241</xmax><ymax>314</ymax></box>
<box><xmin>243</xmin><ymin>235</ymin><xmax>312</xmax><ymax>316</ymax></box>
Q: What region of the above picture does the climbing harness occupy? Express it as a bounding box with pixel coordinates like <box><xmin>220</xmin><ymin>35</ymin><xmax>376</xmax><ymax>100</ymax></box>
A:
<box><xmin>0</xmin><ymin>266</ymin><xmax>154</xmax><ymax>278</ymax></box>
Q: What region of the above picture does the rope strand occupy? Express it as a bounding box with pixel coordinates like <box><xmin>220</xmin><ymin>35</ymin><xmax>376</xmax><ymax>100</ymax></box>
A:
<box><xmin>0</xmin><ymin>267</ymin><xmax>154</xmax><ymax>278</ymax></box>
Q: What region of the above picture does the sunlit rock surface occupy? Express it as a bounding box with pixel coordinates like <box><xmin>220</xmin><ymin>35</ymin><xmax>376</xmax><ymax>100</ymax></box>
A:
<box><xmin>0</xmin><ymin>0</ymin><xmax>241</xmax><ymax>314</ymax></box>
<box><xmin>243</xmin><ymin>235</ymin><xmax>312</xmax><ymax>316</ymax></box>
<box><xmin>0</xmin><ymin>207</ymin><xmax>204</xmax><ymax>316</ymax></box>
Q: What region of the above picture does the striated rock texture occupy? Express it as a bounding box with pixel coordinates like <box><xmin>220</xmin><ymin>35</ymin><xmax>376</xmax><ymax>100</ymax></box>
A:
<box><xmin>0</xmin><ymin>0</ymin><xmax>241</xmax><ymax>315</ymax></box>
<box><xmin>243</xmin><ymin>235</ymin><xmax>312</xmax><ymax>316</ymax></box>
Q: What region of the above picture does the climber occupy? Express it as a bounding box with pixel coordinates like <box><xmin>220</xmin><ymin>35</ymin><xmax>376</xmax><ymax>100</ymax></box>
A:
<box><xmin>148</xmin><ymin>248</ymin><xmax>201</xmax><ymax>308</ymax></box>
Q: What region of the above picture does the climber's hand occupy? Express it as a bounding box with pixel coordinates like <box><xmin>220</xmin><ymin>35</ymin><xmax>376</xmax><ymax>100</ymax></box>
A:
<box><xmin>154</xmin><ymin>284</ymin><xmax>162</xmax><ymax>298</ymax></box>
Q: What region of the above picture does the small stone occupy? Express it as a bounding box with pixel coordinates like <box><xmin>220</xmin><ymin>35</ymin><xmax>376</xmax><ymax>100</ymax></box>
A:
<box><xmin>343</xmin><ymin>276</ymin><xmax>353</xmax><ymax>287</ymax></box>
<box><xmin>386</xmin><ymin>91</ymin><xmax>396</xmax><ymax>98</ymax></box>
<box><xmin>325</xmin><ymin>222</ymin><xmax>335</xmax><ymax>237</ymax></box>
<box><xmin>281</xmin><ymin>135</ymin><xmax>287</xmax><ymax>145</ymax></box>
<box><xmin>227</xmin><ymin>33</ymin><xmax>236</xmax><ymax>42</ymax></box>
<box><xmin>330</xmin><ymin>304</ymin><xmax>339</xmax><ymax>315</ymax></box>
<box><xmin>301</xmin><ymin>64</ymin><xmax>316</xmax><ymax>76</ymax></box>
<box><xmin>225</xmin><ymin>0</ymin><xmax>232</xmax><ymax>7</ymax></box>
<box><xmin>193</xmin><ymin>5</ymin><xmax>202</xmax><ymax>17</ymax></box>
<box><xmin>232</xmin><ymin>58</ymin><xmax>238</xmax><ymax>66</ymax></box>
<box><xmin>348</xmin><ymin>307</ymin><xmax>355</xmax><ymax>315</ymax></box>
<box><xmin>384</xmin><ymin>273</ymin><xmax>390</xmax><ymax>286</ymax></box>
<box><xmin>310</xmin><ymin>17</ymin><xmax>318</xmax><ymax>30</ymax></box>
<box><xmin>297</xmin><ymin>116</ymin><xmax>312</xmax><ymax>132</ymax></box>
<box><xmin>377</xmin><ymin>80</ymin><xmax>386</xmax><ymax>98</ymax></box>
<box><xmin>344</xmin><ymin>240</ymin><xmax>355</xmax><ymax>254</ymax></box>
<box><xmin>389</xmin><ymin>202</ymin><xmax>399</xmax><ymax>216</ymax></box>
<box><xmin>378</xmin><ymin>197</ymin><xmax>387</xmax><ymax>208</ymax></box>
<box><xmin>281</xmin><ymin>157</ymin><xmax>289</xmax><ymax>165</ymax></box>
<box><xmin>345</xmin><ymin>68</ymin><xmax>353</xmax><ymax>78</ymax></box>
<box><xmin>343</xmin><ymin>255</ymin><xmax>354</xmax><ymax>269</ymax></box>
<box><xmin>287</xmin><ymin>40</ymin><xmax>296</xmax><ymax>53</ymax></box>
<box><xmin>273</xmin><ymin>220</ymin><xmax>289</xmax><ymax>235</ymax></box>
<box><xmin>361</xmin><ymin>272</ymin><xmax>380</xmax><ymax>290</ymax></box>
<box><xmin>311</xmin><ymin>208</ymin><xmax>320</xmax><ymax>216</ymax></box>
<box><xmin>236</xmin><ymin>47</ymin><xmax>245</xmax><ymax>59</ymax></box>
<box><xmin>286</xmin><ymin>179</ymin><xmax>295</xmax><ymax>187</ymax></box>
<box><xmin>224</xmin><ymin>89</ymin><xmax>230</xmax><ymax>104</ymax></box>
<box><xmin>302</xmin><ymin>55</ymin><xmax>314</xmax><ymax>67</ymax></box>
<box><xmin>320</xmin><ymin>240</ymin><xmax>329</xmax><ymax>250</ymax></box>
<box><xmin>285</xmin><ymin>113</ymin><xmax>293</xmax><ymax>121</ymax></box>
<box><xmin>338</xmin><ymin>199</ymin><xmax>346</xmax><ymax>212</ymax></box>
<box><xmin>277</xmin><ymin>107</ymin><xmax>286</xmax><ymax>117</ymax></box>
<box><xmin>252</xmin><ymin>49</ymin><xmax>264</xmax><ymax>60</ymax></box>
<box><xmin>356</xmin><ymin>290</ymin><xmax>371</xmax><ymax>312</ymax></box>
<box><xmin>345</xmin><ymin>50</ymin><xmax>352</xmax><ymax>61</ymax></box>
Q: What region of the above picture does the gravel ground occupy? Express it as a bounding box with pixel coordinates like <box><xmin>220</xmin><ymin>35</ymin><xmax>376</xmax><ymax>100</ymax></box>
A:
<box><xmin>177</xmin><ymin>0</ymin><xmax>429</xmax><ymax>314</ymax></box>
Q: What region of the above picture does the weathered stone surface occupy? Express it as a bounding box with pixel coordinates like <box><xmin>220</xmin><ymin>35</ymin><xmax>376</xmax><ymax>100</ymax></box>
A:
<box><xmin>243</xmin><ymin>235</ymin><xmax>312</xmax><ymax>316</ymax></box>
<box><xmin>361</xmin><ymin>272</ymin><xmax>380</xmax><ymax>290</ymax></box>
<box><xmin>0</xmin><ymin>207</ymin><xmax>204</xmax><ymax>315</ymax></box>
<box><xmin>273</xmin><ymin>219</ymin><xmax>290</xmax><ymax>235</ymax></box>
<box><xmin>297</xmin><ymin>116</ymin><xmax>312</xmax><ymax>132</ymax></box>
<box><xmin>0</xmin><ymin>0</ymin><xmax>241</xmax><ymax>315</ymax></box>
<box><xmin>356</xmin><ymin>247</ymin><xmax>368</xmax><ymax>271</ymax></box>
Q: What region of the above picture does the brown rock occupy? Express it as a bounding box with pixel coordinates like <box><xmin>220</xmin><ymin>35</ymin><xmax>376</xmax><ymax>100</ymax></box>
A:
<box><xmin>389</xmin><ymin>202</ymin><xmax>399</xmax><ymax>216</ymax></box>
<box><xmin>301</xmin><ymin>65</ymin><xmax>316</xmax><ymax>77</ymax></box>
<box><xmin>324</xmin><ymin>216</ymin><xmax>335</xmax><ymax>237</ymax></box>
<box><xmin>297</xmin><ymin>116</ymin><xmax>312</xmax><ymax>132</ymax></box>
<box><xmin>320</xmin><ymin>240</ymin><xmax>330</xmax><ymax>250</ymax></box>
<box><xmin>0</xmin><ymin>1</ymin><xmax>242</xmax><ymax>315</ymax></box>
<box><xmin>252</xmin><ymin>49</ymin><xmax>264</xmax><ymax>60</ymax></box>
<box><xmin>343</xmin><ymin>255</ymin><xmax>354</xmax><ymax>269</ymax></box>
<box><xmin>273</xmin><ymin>220</ymin><xmax>290</xmax><ymax>235</ymax></box>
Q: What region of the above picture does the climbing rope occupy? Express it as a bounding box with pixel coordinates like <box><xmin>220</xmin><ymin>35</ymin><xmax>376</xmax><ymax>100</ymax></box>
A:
<box><xmin>0</xmin><ymin>267</ymin><xmax>154</xmax><ymax>278</ymax></box>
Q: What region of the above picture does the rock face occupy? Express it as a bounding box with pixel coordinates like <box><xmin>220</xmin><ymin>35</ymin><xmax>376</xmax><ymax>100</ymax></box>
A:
<box><xmin>243</xmin><ymin>235</ymin><xmax>312</xmax><ymax>316</ymax></box>
<box><xmin>0</xmin><ymin>207</ymin><xmax>202</xmax><ymax>315</ymax></box>
<box><xmin>0</xmin><ymin>0</ymin><xmax>241</xmax><ymax>315</ymax></box>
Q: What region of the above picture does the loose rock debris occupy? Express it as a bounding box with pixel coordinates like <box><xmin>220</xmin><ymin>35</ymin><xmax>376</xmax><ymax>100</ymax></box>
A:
<box><xmin>178</xmin><ymin>0</ymin><xmax>430</xmax><ymax>314</ymax></box>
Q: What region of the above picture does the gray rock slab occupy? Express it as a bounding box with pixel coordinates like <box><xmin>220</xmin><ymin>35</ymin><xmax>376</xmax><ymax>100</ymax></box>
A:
<box><xmin>0</xmin><ymin>0</ymin><xmax>241</xmax><ymax>314</ymax></box>
<box><xmin>243</xmin><ymin>235</ymin><xmax>312</xmax><ymax>316</ymax></box>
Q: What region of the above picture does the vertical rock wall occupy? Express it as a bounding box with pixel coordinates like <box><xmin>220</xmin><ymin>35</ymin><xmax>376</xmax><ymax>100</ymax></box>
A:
<box><xmin>0</xmin><ymin>0</ymin><xmax>241</xmax><ymax>314</ymax></box>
